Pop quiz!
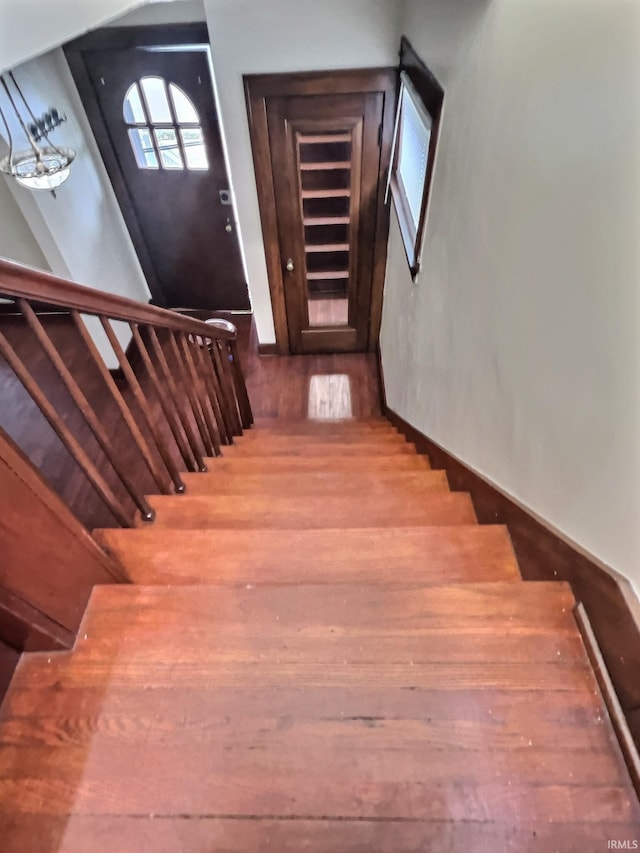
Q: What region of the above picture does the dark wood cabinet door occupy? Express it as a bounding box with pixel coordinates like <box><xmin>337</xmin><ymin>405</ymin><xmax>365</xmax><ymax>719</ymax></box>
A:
<box><xmin>70</xmin><ymin>38</ymin><xmax>249</xmax><ymax>311</ymax></box>
<box><xmin>266</xmin><ymin>91</ymin><xmax>386</xmax><ymax>353</ymax></box>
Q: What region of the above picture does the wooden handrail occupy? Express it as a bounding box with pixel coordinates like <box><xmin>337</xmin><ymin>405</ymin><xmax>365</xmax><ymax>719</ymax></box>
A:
<box><xmin>0</xmin><ymin>256</ymin><xmax>253</xmax><ymax>535</ymax></box>
<box><xmin>0</xmin><ymin>258</ymin><xmax>236</xmax><ymax>342</ymax></box>
<box><xmin>0</xmin><ymin>255</ymin><xmax>254</xmax><ymax>651</ymax></box>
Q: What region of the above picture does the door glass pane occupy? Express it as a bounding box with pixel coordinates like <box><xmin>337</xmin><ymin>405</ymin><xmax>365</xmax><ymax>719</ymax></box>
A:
<box><xmin>308</xmin><ymin>296</ymin><xmax>349</xmax><ymax>327</ymax></box>
<box><xmin>180</xmin><ymin>128</ymin><xmax>208</xmax><ymax>170</ymax></box>
<box><xmin>170</xmin><ymin>84</ymin><xmax>199</xmax><ymax>124</ymax></box>
<box><xmin>123</xmin><ymin>83</ymin><xmax>146</xmax><ymax>124</ymax></box>
<box><xmin>298</xmin><ymin>131</ymin><xmax>353</xmax><ymax>329</ymax></box>
<box><xmin>140</xmin><ymin>76</ymin><xmax>172</xmax><ymax>124</ymax></box>
<box><xmin>128</xmin><ymin>127</ymin><xmax>159</xmax><ymax>169</ymax></box>
<box><xmin>154</xmin><ymin>128</ymin><xmax>184</xmax><ymax>169</ymax></box>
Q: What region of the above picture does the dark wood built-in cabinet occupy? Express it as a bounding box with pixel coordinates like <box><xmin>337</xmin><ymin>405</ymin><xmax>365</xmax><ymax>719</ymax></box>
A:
<box><xmin>245</xmin><ymin>69</ymin><xmax>396</xmax><ymax>354</ymax></box>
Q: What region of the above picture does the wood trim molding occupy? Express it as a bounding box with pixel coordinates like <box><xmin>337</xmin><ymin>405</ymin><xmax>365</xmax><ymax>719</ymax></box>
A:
<box><xmin>0</xmin><ymin>587</ymin><xmax>75</xmax><ymax>653</ymax></box>
<box><xmin>392</xmin><ymin>36</ymin><xmax>445</xmax><ymax>279</ymax></box>
<box><xmin>244</xmin><ymin>68</ymin><xmax>397</xmax><ymax>355</ymax></box>
<box><xmin>257</xmin><ymin>343</ymin><xmax>279</xmax><ymax>356</ymax></box>
<box><xmin>575</xmin><ymin>603</ymin><xmax>640</xmax><ymax>800</ymax></box>
<box><xmin>243</xmin><ymin>80</ymin><xmax>290</xmax><ymax>354</ymax></box>
<box><xmin>378</xmin><ymin>349</ymin><xmax>640</xmax><ymax>751</ymax></box>
<box><xmin>367</xmin><ymin>76</ymin><xmax>397</xmax><ymax>351</ymax></box>
<box><xmin>399</xmin><ymin>36</ymin><xmax>445</xmax><ymax>121</ymax></box>
<box><xmin>0</xmin><ymin>639</ymin><xmax>19</xmax><ymax>708</ymax></box>
<box><xmin>246</xmin><ymin>68</ymin><xmax>398</xmax><ymax>99</ymax></box>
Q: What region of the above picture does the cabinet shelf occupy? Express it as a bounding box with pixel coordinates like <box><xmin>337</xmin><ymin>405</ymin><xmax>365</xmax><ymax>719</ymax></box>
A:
<box><xmin>306</xmin><ymin>270</ymin><xmax>349</xmax><ymax>281</ymax></box>
<box><xmin>301</xmin><ymin>189</ymin><xmax>351</xmax><ymax>199</ymax></box>
<box><xmin>299</xmin><ymin>133</ymin><xmax>351</xmax><ymax>144</ymax></box>
<box><xmin>305</xmin><ymin>243</ymin><xmax>350</xmax><ymax>253</ymax></box>
<box><xmin>300</xmin><ymin>161</ymin><xmax>351</xmax><ymax>171</ymax></box>
<box><xmin>303</xmin><ymin>216</ymin><xmax>351</xmax><ymax>226</ymax></box>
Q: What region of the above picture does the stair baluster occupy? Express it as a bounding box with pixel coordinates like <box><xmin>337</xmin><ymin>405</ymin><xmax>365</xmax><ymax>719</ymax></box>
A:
<box><xmin>0</xmin><ymin>256</ymin><xmax>251</xmax><ymax>533</ymax></box>
<box><xmin>18</xmin><ymin>300</ymin><xmax>157</xmax><ymax>522</ymax></box>
<box><xmin>189</xmin><ymin>331</ymin><xmax>232</xmax><ymax>445</ymax></box>
<box><xmin>177</xmin><ymin>332</ymin><xmax>222</xmax><ymax>456</ymax></box>
<box><xmin>70</xmin><ymin>310</ymin><xmax>171</xmax><ymax>495</ymax></box>
<box><xmin>146</xmin><ymin>326</ymin><xmax>208</xmax><ymax>472</ymax></box>
<box><xmin>210</xmin><ymin>337</ymin><xmax>243</xmax><ymax>437</ymax></box>
<box><xmin>229</xmin><ymin>337</ymin><xmax>253</xmax><ymax>429</ymax></box>
<box><xmin>166</xmin><ymin>330</ymin><xmax>215</xmax><ymax>458</ymax></box>
<box><xmin>100</xmin><ymin>316</ymin><xmax>186</xmax><ymax>495</ymax></box>
<box><xmin>0</xmin><ymin>325</ymin><xmax>132</xmax><ymax>527</ymax></box>
<box><xmin>129</xmin><ymin>322</ymin><xmax>199</xmax><ymax>473</ymax></box>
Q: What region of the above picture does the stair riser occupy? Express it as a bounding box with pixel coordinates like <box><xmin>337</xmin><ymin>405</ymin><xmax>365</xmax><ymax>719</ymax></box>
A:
<box><xmin>180</xmin><ymin>471</ymin><xmax>448</xmax><ymax>497</ymax></box>
<box><xmin>220</xmin><ymin>444</ymin><xmax>417</xmax><ymax>457</ymax></box>
<box><xmin>95</xmin><ymin>526</ymin><xmax>519</xmax><ymax>586</ymax></box>
<box><xmin>201</xmin><ymin>457</ymin><xmax>432</xmax><ymax>473</ymax></box>
<box><xmin>248</xmin><ymin>420</ymin><xmax>399</xmax><ymax>430</ymax></box>
<box><xmin>234</xmin><ymin>434</ymin><xmax>408</xmax><ymax>445</ymax></box>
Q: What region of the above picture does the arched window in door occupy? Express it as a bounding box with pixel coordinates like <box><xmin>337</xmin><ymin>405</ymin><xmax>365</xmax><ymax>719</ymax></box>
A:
<box><xmin>123</xmin><ymin>76</ymin><xmax>209</xmax><ymax>171</ymax></box>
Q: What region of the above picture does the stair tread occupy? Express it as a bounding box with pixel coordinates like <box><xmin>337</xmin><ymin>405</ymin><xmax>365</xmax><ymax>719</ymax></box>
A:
<box><xmin>16</xmin><ymin>584</ymin><xmax>582</xmax><ymax>663</ymax></box>
<box><xmin>179</xmin><ymin>469</ymin><xmax>449</xmax><ymax>496</ymax></box>
<box><xmin>220</xmin><ymin>442</ymin><xmax>417</xmax><ymax>456</ymax></box>
<box><xmin>253</xmin><ymin>417</ymin><xmax>393</xmax><ymax>428</ymax></box>
<box><xmin>201</xmin><ymin>455</ymin><xmax>432</xmax><ymax>472</ymax></box>
<box><xmin>3</xmin><ymin>582</ymin><xmax>637</xmax><ymax>830</ymax></box>
<box><xmin>235</xmin><ymin>431</ymin><xmax>407</xmax><ymax>444</ymax></box>
<box><xmin>14</xmin><ymin>583</ymin><xmax>579</xmax><ymax>668</ymax></box>
<box><xmin>251</xmin><ymin>422</ymin><xmax>399</xmax><ymax>431</ymax></box>
<box><xmin>94</xmin><ymin>524</ymin><xmax>520</xmax><ymax>585</ymax></box>
<box><xmin>140</xmin><ymin>492</ymin><xmax>477</xmax><ymax>529</ymax></box>
<box><xmin>86</xmin><ymin>581</ymin><xmax>577</xmax><ymax>624</ymax></box>
<box><xmin>3</xmin><ymin>388</ymin><xmax>638</xmax><ymax>848</ymax></box>
<box><xmin>3</xmin><ymin>817</ymin><xmax>638</xmax><ymax>853</ymax></box>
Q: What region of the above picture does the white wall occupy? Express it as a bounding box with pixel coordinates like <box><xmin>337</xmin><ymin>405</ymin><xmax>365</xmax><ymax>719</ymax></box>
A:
<box><xmin>0</xmin><ymin>0</ymin><xmax>149</xmax><ymax>72</ymax></box>
<box><xmin>107</xmin><ymin>0</ymin><xmax>205</xmax><ymax>26</ymax></box>
<box><xmin>203</xmin><ymin>0</ymin><xmax>402</xmax><ymax>343</ymax></box>
<box><xmin>0</xmin><ymin>48</ymin><xmax>151</xmax><ymax>364</ymax></box>
<box><xmin>0</xmin><ymin>0</ymin><xmax>204</xmax><ymax>72</ymax></box>
<box><xmin>0</xmin><ymin>176</ymin><xmax>49</xmax><ymax>270</ymax></box>
<box><xmin>380</xmin><ymin>0</ymin><xmax>640</xmax><ymax>586</ymax></box>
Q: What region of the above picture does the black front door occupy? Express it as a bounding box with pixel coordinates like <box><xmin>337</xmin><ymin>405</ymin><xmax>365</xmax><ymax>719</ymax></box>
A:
<box><xmin>68</xmin><ymin>32</ymin><xmax>249</xmax><ymax>311</ymax></box>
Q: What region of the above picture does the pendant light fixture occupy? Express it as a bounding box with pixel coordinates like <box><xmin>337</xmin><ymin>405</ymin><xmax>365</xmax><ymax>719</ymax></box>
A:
<box><xmin>0</xmin><ymin>71</ymin><xmax>75</xmax><ymax>195</ymax></box>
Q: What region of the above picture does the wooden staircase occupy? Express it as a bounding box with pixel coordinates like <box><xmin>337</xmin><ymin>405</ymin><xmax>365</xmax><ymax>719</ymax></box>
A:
<box><xmin>1</xmin><ymin>416</ymin><xmax>639</xmax><ymax>850</ymax></box>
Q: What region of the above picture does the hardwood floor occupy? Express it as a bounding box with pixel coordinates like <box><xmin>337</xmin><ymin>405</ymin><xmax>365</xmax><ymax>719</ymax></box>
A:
<box><xmin>1</xmin><ymin>580</ymin><xmax>638</xmax><ymax>850</ymax></box>
<box><xmin>224</xmin><ymin>313</ymin><xmax>380</xmax><ymax>419</ymax></box>
<box><xmin>1</xmin><ymin>314</ymin><xmax>639</xmax><ymax>849</ymax></box>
